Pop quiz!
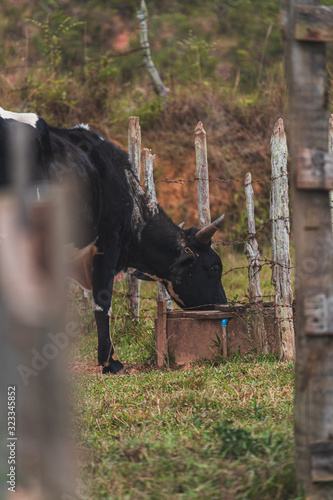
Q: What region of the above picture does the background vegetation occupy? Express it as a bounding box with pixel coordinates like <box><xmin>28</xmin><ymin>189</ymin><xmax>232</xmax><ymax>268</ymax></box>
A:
<box><xmin>0</xmin><ymin>0</ymin><xmax>302</xmax><ymax>238</ymax></box>
<box><xmin>1</xmin><ymin>0</ymin><xmax>331</xmax><ymax>239</ymax></box>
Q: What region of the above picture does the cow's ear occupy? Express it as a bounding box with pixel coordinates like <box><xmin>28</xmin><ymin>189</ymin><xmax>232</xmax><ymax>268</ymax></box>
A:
<box><xmin>169</xmin><ymin>252</ymin><xmax>196</xmax><ymax>274</ymax></box>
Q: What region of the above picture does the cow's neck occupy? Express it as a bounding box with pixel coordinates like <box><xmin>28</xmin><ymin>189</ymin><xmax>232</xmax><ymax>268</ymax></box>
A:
<box><xmin>124</xmin><ymin>168</ymin><xmax>187</xmax><ymax>279</ymax></box>
<box><xmin>127</xmin><ymin>206</ymin><xmax>185</xmax><ymax>280</ymax></box>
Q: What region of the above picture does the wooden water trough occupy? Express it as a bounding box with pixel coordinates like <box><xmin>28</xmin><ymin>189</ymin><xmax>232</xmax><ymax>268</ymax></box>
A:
<box><xmin>155</xmin><ymin>301</ymin><xmax>284</xmax><ymax>367</ymax></box>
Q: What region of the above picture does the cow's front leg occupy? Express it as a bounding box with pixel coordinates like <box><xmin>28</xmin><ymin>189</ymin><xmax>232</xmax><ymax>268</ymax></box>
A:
<box><xmin>93</xmin><ymin>310</ymin><xmax>125</xmax><ymax>374</ymax></box>
<box><xmin>92</xmin><ymin>249</ymin><xmax>126</xmax><ymax>374</ymax></box>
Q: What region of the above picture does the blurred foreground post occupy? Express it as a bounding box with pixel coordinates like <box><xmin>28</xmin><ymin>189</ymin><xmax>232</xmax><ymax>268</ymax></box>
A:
<box><xmin>127</xmin><ymin>116</ymin><xmax>141</xmax><ymax>319</ymax></box>
<box><xmin>281</xmin><ymin>0</ymin><xmax>333</xmax><ymax>495</ymax></box>
<box><xmin>329</xmin><ymin>115</ymin><xmax>333</xmax><ymax>228</ymax></box>
<box><xmin>244</xmin><ymin>172</ymin><xmax>267</xmax><ymax>353</ymax></box>
<box><xmin>270</xmin><ymin>118</ymin><xmax>294</xmax><ymax>361</ymax></box>
<box><xmin>0</xmin><ymin>124</ymin><xmax>74</xmax><ymax>499</ymax></box>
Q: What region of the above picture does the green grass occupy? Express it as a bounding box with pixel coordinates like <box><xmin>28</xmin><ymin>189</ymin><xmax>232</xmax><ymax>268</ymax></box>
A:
<box><xmin>72</xmin><ymin>358</ymin><xmax>297</xmax><ymax>499</ymax></box>
<box><xmin>70</xmin><ymin>264</ymin><xmax>299</xmax><ymax>499</ymax></box>
<box><xmin>221</xmin><ymin>248</ymin><xmax>274</xmax><ymax>303</ymax></box>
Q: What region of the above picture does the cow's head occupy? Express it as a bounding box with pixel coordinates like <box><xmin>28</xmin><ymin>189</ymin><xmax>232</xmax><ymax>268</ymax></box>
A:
<box><xmin>164</xmin><ymin>215</ymin><xmax>227</xmax><ymax>309</ymax></box>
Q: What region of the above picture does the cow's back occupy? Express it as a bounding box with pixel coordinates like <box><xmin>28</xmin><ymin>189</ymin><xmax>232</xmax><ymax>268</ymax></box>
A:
<box><xmin>49</xmin><ymin>126</ymin><xmax>135</xmax><ymax>267</ymax></box>
<box><xmin>0</xmin><ymin>115</ymin><xmax>54</xmax><ymax>187</ymax></box>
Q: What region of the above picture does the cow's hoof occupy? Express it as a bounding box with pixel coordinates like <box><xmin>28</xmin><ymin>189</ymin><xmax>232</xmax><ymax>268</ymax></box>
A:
<box><xmin>118</xmin><ymin>367</ymin><xmax>129</xmax><ymax>375</ymax></box>
<box><xmin>102</xmin><ymin>360</ymin><xmax>128</xmax><ymax>375</ymax></box>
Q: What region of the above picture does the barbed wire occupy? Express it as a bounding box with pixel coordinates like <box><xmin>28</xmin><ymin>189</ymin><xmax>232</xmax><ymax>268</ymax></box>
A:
<box><xmin>154</xmin><ymin>172</ymin><xmax>290</xmax><ymax>186</ymax></box>
<box><xmin>112</xmin><ymin>289</ymin><xmax>295</xmax><ymax>311</ymax></box>
<box><xmin>113</xmin><ymin>173</ymin><xmax>298</xmax><ymax>326</ymax></box>
<box><xmin>260</xmin><ymin>252</ymin><xmax>294</xmax><ymax>270</ymax></box>
<box><xmin>213</xmin><ymin>216</ymin><xmax>290</xmax><ymax>247</ymax></box>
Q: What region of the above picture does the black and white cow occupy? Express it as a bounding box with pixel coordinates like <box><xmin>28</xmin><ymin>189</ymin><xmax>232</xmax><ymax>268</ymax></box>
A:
<box><xmin>0</xmin><ymin>108</ymin><xmax>227</xmax><ymax>374</ymax></box>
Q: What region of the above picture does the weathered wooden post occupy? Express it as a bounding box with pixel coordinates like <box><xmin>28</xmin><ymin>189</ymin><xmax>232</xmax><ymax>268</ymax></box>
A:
<box><xmin>270</xmin><ymin>118</ymin><xmax>295</xmax><ymax>360</ymax></box>
<box><xmin>195</xmin><ymin>121</ymin><xmax>211</xmax><ymax>228</ymax></box>
<box><xmin>127</xmin><ymin>116</ymin><xmax>141</xmax><ymax>319</ymax></box>
<box><xmin>0</xmin><ymin>124</ymin><xmax>74</xmax><ymax>499</ymax></box>
<box><xmin>141</xmin><ymin>148</ymin><xmax>173</xmax><ymax>311</ymax></box>
<box><xmin>141</xmin><ymin>148</ymin><xmax>156</xmax><ymax>202</ymax></box>
<box><xmin>281</xmin><ymin>1</ymin><xmax>333</xmax><ymax>495</ymax></box>
<box><xmin>244</xmin><ymin>172</ymin><xmax>267</xmax><ymax>353</ymax></box>
<box><xmin>141</xmin><ymin>147</ymin><xmax>172</xmax><ymax>368</ymax></box>
<box><xmin>155</xmin><ymin>299</ymin><xmax>167</xmax><ymax>368</ymax></box>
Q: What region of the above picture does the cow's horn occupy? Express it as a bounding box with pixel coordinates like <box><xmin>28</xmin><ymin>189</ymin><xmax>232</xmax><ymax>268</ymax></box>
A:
<box><xmin>195</xmin><ymin>214</ymin><xmax>225</xmax><ymax>244</ymax></box>
<box><xmin>178</xmin><ymin>222</ymin><xmax>185</xmax><ymax>229</ymax></box>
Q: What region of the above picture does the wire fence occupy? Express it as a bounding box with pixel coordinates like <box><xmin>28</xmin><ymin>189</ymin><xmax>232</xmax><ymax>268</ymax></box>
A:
<box><xmin>120</xmin><ymin>115</ymin><xmax>301</xmax><ymax>359</ymax></box>
<box><xmin>75</xmin><ymin>114</ymin><xmax>333</xmax><ymax>359</ymax></box>
<box><xmin>154</xmin><ymin>172</ymin><xmax>290</xmax><ymax>185</ymax></box>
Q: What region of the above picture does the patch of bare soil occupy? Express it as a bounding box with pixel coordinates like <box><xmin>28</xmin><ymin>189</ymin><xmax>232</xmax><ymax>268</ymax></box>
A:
<box><xmin>69</xmin><ymin>359</ymin><xmax>202</xmax><ymax>375</ymax></box>
<box><xmin>70</xmin><ymin>362</ymin><xmax>101</xmax><ymax>374</ymax></box>
<box><xmin>69</xmin><ymin>361</ymin><xmax>158</xmax><ymax>375</ymax></box>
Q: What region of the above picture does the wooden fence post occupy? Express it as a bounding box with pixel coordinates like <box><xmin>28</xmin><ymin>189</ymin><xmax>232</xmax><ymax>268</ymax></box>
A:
<box><xmin>155</xmin><ymin>300</ymin><xmax>167</xmax><ymax>368</ymax></box>
<box><xmin>195</xmin><ymin>122</ymin><xmax>211</xmax><ymax>228</ymax></box>
<box><xmin>281</xmin><ymin>1</ymin><xmax>333</xmax><ymax>495</ymax></box>
<box><xmin>244</xmin><ymin>172</ymin><xmax>267</xmax><ymax>353</ymax></box>
<box><xmin>127</xmin><ymin>117</ymin><xmax>141</xmax><ymax>319</ymax></box>
<box><xmin>141</xmin><ymin>148</ymin><xmax>173</xmax><ymax>310</ymax></box>
<box><xmin>142</xmin><ymin>148</ymin><xmax>157</xmax><ymax>203</ymax></box>
<box><xmin>270</xmin><ymin>118</ymin><xmax>295</xmax><ymax>361</ymax></box>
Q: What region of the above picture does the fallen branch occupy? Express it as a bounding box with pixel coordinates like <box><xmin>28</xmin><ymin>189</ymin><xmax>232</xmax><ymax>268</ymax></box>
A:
<box><xmin>137</xmin><ymin>0</ymin><xmax>170</xmax><ymax>97</ymax></box>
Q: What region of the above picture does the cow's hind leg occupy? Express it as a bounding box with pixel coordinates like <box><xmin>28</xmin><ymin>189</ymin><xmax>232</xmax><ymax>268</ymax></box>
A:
<box><xmin>92</xmin><ymin>249</ymin><xmax>126</xmax><ymax>374</ymax></box>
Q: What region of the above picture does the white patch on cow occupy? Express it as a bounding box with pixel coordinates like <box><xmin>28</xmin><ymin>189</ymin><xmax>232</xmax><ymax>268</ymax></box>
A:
<box><xmin>72</xmin><ymin>123</ymin><xmax>91</xmax><ymax>131</ymax></box>
<box><xmin>177</xmin><ymin>231</ymin><xmax>187</xmax><ymax>250</ymax></box>
<box><xmin>0</xmin><ymin>107</ymin><xmax>38</xmax><ymax>128</ymax></box>
<box><xmin>146</xmin><ymin>198</ymin><xmax>159</xmax><ymax>217</ymax></box>
<box><xmin>124</xmin><ymin>169</ymin><xmax>159</xmax><ymax>241</ymax></box>
<box><xmin>36</xmin><ymin>187</ymin><xmax>40</xmax><ymax>201</ymax></box>
<box><xmin>92</xmin><ymin>296</ymin><xmax>103</xmax><ymax>312</ymax></box>
<box><xmin>72</xmin><ymin>123</ymin><xmax>105</xmax><ymax>141</ymax></box>
<box><xmin>124</xmin><ymin>170</ymin><xmax>145</xmax><ymax>239</ymax></box>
